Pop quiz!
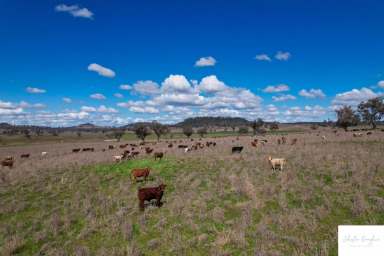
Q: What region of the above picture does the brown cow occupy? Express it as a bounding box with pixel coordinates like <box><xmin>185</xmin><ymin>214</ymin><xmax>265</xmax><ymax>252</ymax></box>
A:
<box><xmin>138</xmin><ymin>184</ymin><xmax>166</xmax><ymax>211</ymax></box>
<box><xmin>154</xmin><ymin>152</ymin><xmax>164</xmax><ymax>160</ymax></box>
<box><xmin>1</xmin><ymin>157</ymin><xmax>14</xmax><ymax>168</ymax></box>
<box><xmin>291</xmin><ymin>138</ymin><xmax>298</xmax><ymax>145</ymax></box>
<box><xmin>281</xmin><ymin>137</ymin><xmax>287</xmax><ymax>144</ymax></box>
<box><xmin>145</xmin><ymin>147</ymin><xmax>154</xmax><ymax>154</ymax></box>
<box><xmin>131</xmin><ymin>168</ymin><xmax>150</xmax><ymax>182</ymax></box>
<box><xmin>251</xmin><ymin>141</ymin><xmax>257</xmax><ymax>147</ymax></box>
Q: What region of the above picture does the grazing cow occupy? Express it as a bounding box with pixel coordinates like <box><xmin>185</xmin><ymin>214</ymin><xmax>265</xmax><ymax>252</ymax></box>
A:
<box><xmin>122</xmin><ymin>150</ymin><xmax>132</xmax><ymax>159</ymax></box>
<box><xmin>251</xmin><ymin>141</ymin><xmax>257</xmax><ymax>147</ymax></box>
<box><xmin>268</xmin><ymin>156</ymin><xmax>286</xmax><ymax>171</ymax></box>
<box><xmin>291</xmin><ymin>138</ymin><xmax>298</xmax><ymax>145</ymax></box>
<box><xmin>154</xmin><ymin>152</ymin><xmax>164</xmax><ymax>160</ymax></box>
<box><xmin>353</xmin><ymin>133</ymin><xmax>363</xmax><ymax>137</ymax></box>
<box><xmin>281</xmin><ymin>137</ymin><xmax>287</xmax><ymax>144</ymax></box>
<box><xmin>41</xmin><ymin>152</ymin><xmax>48</xmax><ymax>157</ymax></box>
<box><xmin>120</xmin><ymin>144</ymin><xmax>127</xmax><ymax>149</ymax></box>
<box><xmin>131</xmin><ymin>168</ymin><xmax>150</xmax><ymax>182</ymax></box>
<box><xmin>178</xmin><ymin>145</ymin><xmax>188</xmax><ymax>149</ymax></box>
<box><xmin>367</xmin><ymin>131</ymin><xmax>372</xmax><ymax>135</ymax></box>
<box><xmin>139</xmin><ymin>142</ymin><xmax>145</xmax><ymax>146</ymax></box>
<box><xmin>145</xmin><ymin>147</ymin><xmax>154</xmax><ymax>154</ymax></box>
<box><xmin>108</xmin><ymin>145</ymin><xmax>115</xmax><ymax>150</ymax></box>
<box><xmin>321</xmin><ymin>135</ymin><xmax>327</xmax><ymax>142</ymax></box>
<box><xmin>231</xmin><ymin>146</ymin><xmax>243</xmax><ymax>154</ymax></box>
<box><xmin>1</xmin><ymin>157</ymin><xmax>14</xmax><ymax>168</ymax></box>
<box><xmin>168</xmin><ymin>143</ymin><xmax>173</xmax><ymax>148</ymax></box>
<box><xmin>184</xmin><ymin>147</ymin><xmax>190</xmax><ymax>153</ymax></box>
<box><xmin>138</xmin><ymin>184</ymin><xmax>166</xmax><ymax>211</ymax></box>
<box><xmin>20</xmin><ymin>153</ymin><xmax>30</xmax><ymax>158</ymax></box>
<box><xmin>113</xmin><ymin>155</ymin><xmax>123</xmax><ymax>163</ymax></box>
<box><xmin>132</xmin><ymin>151</ymin><xmax>140</xmax><ymax>157</ymax></box>
<box><xmin>72</xmin><ymin>148</ymin><xmax>81</xmax><ymax>153</ymax></box>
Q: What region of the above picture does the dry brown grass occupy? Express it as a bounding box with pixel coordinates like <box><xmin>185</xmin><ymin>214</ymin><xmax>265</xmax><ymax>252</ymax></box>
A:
<box><xmin>1</xmin><ymin>127</ymin><xmax>384</xmax><ymax>255</ymax></box>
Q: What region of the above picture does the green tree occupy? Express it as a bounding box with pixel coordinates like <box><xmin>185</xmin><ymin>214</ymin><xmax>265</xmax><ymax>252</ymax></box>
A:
<box><xmin>113</xmin><ymin>129</ymin><xmax>125</xmax><ymax>142</ymax></box>
<box><xmin>134</xmin><ymin>124</ymin><xmax>151</xmax><ymax>141</ymax></box>
<box><xmin>251</xmin><ymin>118</ymin><xmax>264</xmax><ymax>135</ymax></box>
<box><xmin>182</xmin><ymin>126</ymin><xmax>194</xmax><ymax>138</ymax></box>
<box><xmin>151</xmin><ymin>121</ymin><xmax>168</xmax><ymax>141</ymax></box>
<box><xmin>335</xmin><ymin>106</ymin><xmax>360</xmax><ymax>131</ymax></box>
<box><xmin>197</xmin><ymin>127</ymin><xmax>207</xmax><ymax>138</ymax></box>
<box><xmin>238</xmin><ymin>126</ymin><xmax>249</xmax><ymax>134</ymax></box>
<box><xmin>357</xmin><ymin>97</ymin><xmax>384</xmax><ymax>129</ymax></box>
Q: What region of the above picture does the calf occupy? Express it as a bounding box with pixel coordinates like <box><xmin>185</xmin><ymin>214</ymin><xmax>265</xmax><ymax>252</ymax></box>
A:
<box><xmin>131</xmin><ymin>168</ymin><xmax>150</xmax><ymax>182</ymax></box>
<box><xmin>154</xmin><ymin>152</ymin><xmax>164</xmax><ymax>160</ymax></box>
<box><xmin>41</xmin><ymin>152</ymin><xmax>48</xmax><ymax>157</ymax></box>
<box><xmin>268</xmin><ymin>156</ymin><xmax>286</xmax><ymax>171</ymax></box>
<box><xmin>138</xmin><ymin>184</ymin><xmax>166</xmax><ymax>211</ymax></box>
<box><xmin>20</xmin><ymin>153</ymin><xmax>30</xmax><ymax>158</ymax></box>
<box><xmin>113</xmin><ymin>155</ymin><xmax>123</xmax><ymax>163</ymax></box>
<box><xmin>231</xmin><ymin>146</ymin><xmax>243</xmax><ymax>154</ymax></box>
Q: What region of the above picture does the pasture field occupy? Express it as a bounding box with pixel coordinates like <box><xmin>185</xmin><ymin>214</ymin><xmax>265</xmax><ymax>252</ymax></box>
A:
<box><xmin>1</xmin><ymin>129</ymin><xmax>384</xmax><ymax>255</ymax></box>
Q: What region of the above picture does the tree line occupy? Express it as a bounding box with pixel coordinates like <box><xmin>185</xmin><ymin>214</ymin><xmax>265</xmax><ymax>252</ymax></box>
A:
<box><xmin>335</xmin><ymin>97</ymin><xmax>384</xmax><ymax>130</ymax></box>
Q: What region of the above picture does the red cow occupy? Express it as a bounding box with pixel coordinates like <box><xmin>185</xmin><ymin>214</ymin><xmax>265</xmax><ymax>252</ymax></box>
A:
<box><xmin>138</xmin><ymin>184</ymin><xmax>166</xmax><ymax>211</ymax></box>
<box><xmin>131</xmin><ymin>168</ymin><xmax>150</xmax><ymax>182</ymax></box>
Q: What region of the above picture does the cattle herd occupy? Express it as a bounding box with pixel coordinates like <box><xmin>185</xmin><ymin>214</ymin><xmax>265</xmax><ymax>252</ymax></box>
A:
<box><xmin>1</xmin><ymin>130</ymin><xmax>381</xmax><ymax>211</ymax></box>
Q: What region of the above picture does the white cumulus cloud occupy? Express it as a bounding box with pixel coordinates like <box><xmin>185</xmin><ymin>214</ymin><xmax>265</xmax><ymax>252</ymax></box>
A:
<box><xmin>195</xmin><ymin>56</ymin><xmax>216</xmax><ymax>67</ymax></box>
<box><xmin>26</xmin><ymin>86</ymin><xmax>46</xmax><ymax>94</ymax></box>
<box><xmin>55</xmin><ymin>4</ymin><xmax>94</xmax><ymax>19</ymax></box>
<box><xmin>272</xmin><ymin>94</ymin><xmax>296</xmax><ymax>102</ymax></box>
<box><xmin>88</xmin><ymin>63</ymin><xmax>115</xmax><ymax>78</ymax></box>
<box><xmin>198</xmin><ymin>75</ymin><xmax>226</xmax><ymax>93</ymax></box>
<box><xmin>299</xmin><ymin>89</ymin><xmax>326</xmax><ymax>99</ymax></box>
<box><xmin>162</xmin><ymin>74</ymin><xmax>192</xmax><ymax>93</ymax></box>
<box><xmin>378</xmin><ymin>80</ymin><xmax>384</xmax><ymax>88</ymax></box>
<box><xmin>263</xmin><ymin>84</ymin><xmax>290</xmax><ymax>93</ymax></box>
<box><xmin>255</xmin><ymin>54</ymin><xmax>271</xmax><ymax>62</ymax></box>
<box><xmin>275</xmin><ymin>51</ymin><xmax>291</xmax><ymax>61</ymax></box>
<box><xmin>332</xmin><ymin>87</ymin><xmax>379</xmax><ymax>106</ymax></box>
<box><xmin>120</xmin><ymin>84</ymin><xmax>132</xmax><ymax>90</ymax></box>
<box><xmin>132</xmin><ymin>80</ymin><xmax>160</xmax><ymax>95</ymax></box>
<box><xmin>62</xmin><ymin>97</ymin><xmax>72</xmax><ymax>103</ymax></box>
<box><xmin>90</xmin><ymin>93</ymin><xmax>106</xmax><ymax>100</ymax></box>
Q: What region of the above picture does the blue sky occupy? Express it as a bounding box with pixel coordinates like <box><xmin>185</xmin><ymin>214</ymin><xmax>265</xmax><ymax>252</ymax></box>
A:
<box><xmin>1</xmin><ymin>0</ymin><xmax>383</xmax><ymax>126</ymax></box>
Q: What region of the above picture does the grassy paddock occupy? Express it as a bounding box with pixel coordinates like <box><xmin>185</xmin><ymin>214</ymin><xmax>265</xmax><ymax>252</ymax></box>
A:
<box><xmin>1</xmin><ymin>135</ymin><xmax>384</xmax><ymax>256</ymax></box>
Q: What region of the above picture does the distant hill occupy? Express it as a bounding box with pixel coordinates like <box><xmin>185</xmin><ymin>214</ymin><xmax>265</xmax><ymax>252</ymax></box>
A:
<box><xmin>0</xmin><ymin>122</ymin><xmax>13</xmax><ymax>129</ymax></box>
<box><xmin>75</xmin><ymin>123</ymin><xmax>99</xmax><ymax>129</ymax></box>
<box><xmin>176</xmin><ymin>116</ymin><xmax>250</xmax><ymax>128</ymax></box>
